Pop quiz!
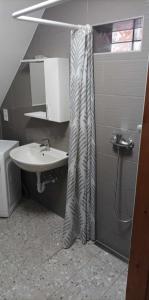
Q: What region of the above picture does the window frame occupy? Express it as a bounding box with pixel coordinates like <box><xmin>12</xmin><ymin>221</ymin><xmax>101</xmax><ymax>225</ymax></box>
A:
<box><xmin>111</xmin><ymin>18</ymin><xmax>142</xmax><ymax>52</ymax></box>
<box><xmin>93</xmin><ymin>16</ymin><xmax>144</xmax><ymax>54</ymax></box>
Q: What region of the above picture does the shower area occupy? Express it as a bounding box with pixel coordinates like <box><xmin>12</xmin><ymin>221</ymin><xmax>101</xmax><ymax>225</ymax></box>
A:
<box><xmin>94</xmin><ymin>43</ymin><xmax>147</xmax><ymax>260</ymax></box>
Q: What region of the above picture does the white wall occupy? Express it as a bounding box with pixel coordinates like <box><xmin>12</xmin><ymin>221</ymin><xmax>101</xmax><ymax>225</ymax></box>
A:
<box><xmin>0</xmin><ymin>0</ymin><xmax>45</xmax><ymax>107</ymax></box>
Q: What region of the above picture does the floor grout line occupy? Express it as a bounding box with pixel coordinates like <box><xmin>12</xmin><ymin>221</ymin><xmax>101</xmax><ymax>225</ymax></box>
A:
<box><xmin>49</xmin><ymin>245</ymin><xmax>127</xmax><ymax>299</ymax></box>
<box><xmin>100</xmin><ymin>266</ymin><xmax>128</xmax><ymax>299</ymax></box>
<box><xmin>49</xmin><ymin>244</ymin><xmax>102</xmax><ymax>298</ymax></box>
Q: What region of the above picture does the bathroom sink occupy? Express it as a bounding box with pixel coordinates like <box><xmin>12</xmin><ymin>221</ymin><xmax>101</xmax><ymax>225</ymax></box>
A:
<box><xmin>10</xmin><ymin>143</ymin><xmax>68</xmax><ymax>173</ymax></box>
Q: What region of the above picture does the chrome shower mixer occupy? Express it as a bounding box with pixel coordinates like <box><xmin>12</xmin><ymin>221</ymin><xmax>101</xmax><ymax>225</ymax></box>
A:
<box><xmin>111</xmin><ymin>133</ymin><xmax>134</xmax><ymax>151</ymax></box>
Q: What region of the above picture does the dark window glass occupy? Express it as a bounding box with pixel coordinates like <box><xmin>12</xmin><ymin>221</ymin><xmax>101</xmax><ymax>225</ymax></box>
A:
<box><xmin>134</xmin><ymin>17</ymin><xmax>143</xmax><ymax>28</ymax></box>
<box><xmin>113</xmin><ymin>19</ymin><xmax>134</xmax><ymax>31</ymax></box>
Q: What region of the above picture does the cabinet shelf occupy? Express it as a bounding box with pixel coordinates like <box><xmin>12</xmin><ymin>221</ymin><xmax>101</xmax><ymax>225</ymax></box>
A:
<box><xmin>24</xmin><ymin>111</ymin><xmax>69</xmax><ymax>123</ymax></box>
<box><xmin>21</xmin><ymin>58</ymin><xmax>46</xmax><ymax>63</ymax></box>
<box><xmin>24</xmin><ymin>111</ymin><xmax>47</xmax><ymax>120</ymax></box>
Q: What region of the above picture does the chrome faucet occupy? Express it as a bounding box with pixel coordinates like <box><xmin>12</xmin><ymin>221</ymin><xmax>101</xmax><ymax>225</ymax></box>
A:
<box><xmin>40</xmin><ymin>138</ymin><xmax>51</xmax><ymax>150</ymax></box>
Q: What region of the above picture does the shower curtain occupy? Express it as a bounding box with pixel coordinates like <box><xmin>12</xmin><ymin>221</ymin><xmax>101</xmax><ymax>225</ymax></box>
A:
<box><xmin>63</xmin><ymin>25</ymin><xmax>96</xmax><ymax>248</ymax></box>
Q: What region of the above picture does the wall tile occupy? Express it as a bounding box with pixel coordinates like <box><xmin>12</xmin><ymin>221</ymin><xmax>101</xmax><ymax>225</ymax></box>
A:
<box><xmin>96</xmin><ymin>125</ymin><xmax>141</xmax><ymax>162</ymax></box>
<box><xmin>5</xmin><ymin>107</ymin><xmax>69</xmax><ymax>151</ymax></box>
<box><xmin>96</xmin><ymin>152</ymin><xmax>137</xmax><ymax>258</ymax></box>
<box><xmin>95</xmin><ymin>94</ymin><xmax>144</xmax><ymax>131</ymax></box>
<box><xmin>94</xmin><ymin>59</ymin><xmax>147</xmax><ymax>97</ymax></box>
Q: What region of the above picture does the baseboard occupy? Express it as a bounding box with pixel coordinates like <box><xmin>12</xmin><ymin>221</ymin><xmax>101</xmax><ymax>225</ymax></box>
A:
<box><xmin>95</xmin><ymin>240</ymin><xmax>129</xmax><ymax>263</ymax></box>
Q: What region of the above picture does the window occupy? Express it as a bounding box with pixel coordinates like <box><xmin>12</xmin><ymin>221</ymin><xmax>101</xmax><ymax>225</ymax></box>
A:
<box><xmin>93</xmin><ymin>17</ymin><xmax>143</xmax><ymax>54</ymax></box>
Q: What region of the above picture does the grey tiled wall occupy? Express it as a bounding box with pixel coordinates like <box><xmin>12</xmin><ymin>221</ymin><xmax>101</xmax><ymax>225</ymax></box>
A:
<box><xmin>90</xmin><ymin>0</ymin><xmax>149</xmax><ymax>259</ymax></box>
<box><xmin>94</xmin><ymin>56</ymin><xmax>147</xmax><ymax>258</ymax></box>
<box><xmin>1</xmin><ymin>0</ymin><xmax>149</xmax><ymax>256</ymax></box>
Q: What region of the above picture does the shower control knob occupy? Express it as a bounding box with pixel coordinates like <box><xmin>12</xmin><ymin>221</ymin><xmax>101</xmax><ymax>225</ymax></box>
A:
<box><xmin>111</xmin><ymin>134</ymin><xmax>134</xmax><ymax>151</ymax></box>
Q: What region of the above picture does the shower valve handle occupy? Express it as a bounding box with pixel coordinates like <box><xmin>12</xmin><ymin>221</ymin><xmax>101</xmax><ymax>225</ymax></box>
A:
<box><xmin>111</xmin><ymin>134</ymin><xmax>134</xmax><ymax>151</ymax></box>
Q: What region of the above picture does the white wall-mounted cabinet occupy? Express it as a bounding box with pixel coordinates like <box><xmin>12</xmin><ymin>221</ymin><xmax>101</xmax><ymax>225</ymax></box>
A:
<box><xmin>23</xmin><ymin>58</ymin><xmax>70</xmax><ymax>123</ymax></box>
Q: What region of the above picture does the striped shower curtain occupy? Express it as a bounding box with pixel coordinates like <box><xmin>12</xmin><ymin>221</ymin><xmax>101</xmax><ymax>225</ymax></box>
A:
<box><xmin>63</xmin><ymin>25</ymin><xmax>96</xmax><ymax>248</ymax></box>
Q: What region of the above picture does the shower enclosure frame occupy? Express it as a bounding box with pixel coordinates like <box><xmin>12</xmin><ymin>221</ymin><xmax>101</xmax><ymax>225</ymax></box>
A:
<box><xmin>126</xmin><ymin>66</ymin><xmax>149</xmax><ymax>300</ymax></box>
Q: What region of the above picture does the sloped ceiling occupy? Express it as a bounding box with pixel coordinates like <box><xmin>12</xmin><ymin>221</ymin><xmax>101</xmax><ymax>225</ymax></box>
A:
<box><xmin>0</xmin><ymin>0</ymin><xmax>45</xmax><ymax>107</ymax></box>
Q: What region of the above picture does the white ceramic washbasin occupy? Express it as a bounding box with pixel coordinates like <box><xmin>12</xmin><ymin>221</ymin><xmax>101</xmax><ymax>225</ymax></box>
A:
<box><xmin>10</xmin><ymin>143</ymin><xmax>68</xmax><ymax>173</ymax></box>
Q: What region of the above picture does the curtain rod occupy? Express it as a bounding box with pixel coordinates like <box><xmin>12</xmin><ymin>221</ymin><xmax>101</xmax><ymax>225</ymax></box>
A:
<box><xmin>12</xmin><ymin>0</ymin><xmax>69</xmax><ymax>18</ymax></box>
<box><xmin>12</xmin><ymin>0</ymin><xmax>84</xmax><ymax>30</ymax></box>
<box><xmin>17</xmin><ymin>16</ymin><xmax>83</xmax><ymax>30</ymax></box>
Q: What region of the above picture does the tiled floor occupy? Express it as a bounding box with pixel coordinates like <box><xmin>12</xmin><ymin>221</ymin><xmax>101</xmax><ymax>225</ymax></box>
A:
<box><xmin>0</xmin><ymin>199</ymin><xmax>128</xmax><ymax>300</ymax></box>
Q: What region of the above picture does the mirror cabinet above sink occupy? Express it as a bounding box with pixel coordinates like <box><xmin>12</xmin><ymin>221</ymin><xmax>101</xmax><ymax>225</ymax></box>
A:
<box><xmin>22</xmin><ymin>57</ymin><xmax>70</xmax><ymax>123</ymax></box>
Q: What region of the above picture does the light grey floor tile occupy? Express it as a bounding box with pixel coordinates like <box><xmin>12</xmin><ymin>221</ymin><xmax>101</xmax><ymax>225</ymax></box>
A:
<box><xmin>0</xmin><ymin>199</ymin><xmax>128</xmax><ymax>300</ymax></box>
<box><xmin>51</xmin><ymin>251</ymin><xmax>127</xmax><ymax>300</ymax></box>
<box><xmin>101</xmin><ymin>273</ymin><xmax>127</xmax><ymax>300</ymax></box>
<box><xmin>0</xmin><ymin>199</ymin><xmax>63</xmax><ymax>300</ymax></box>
